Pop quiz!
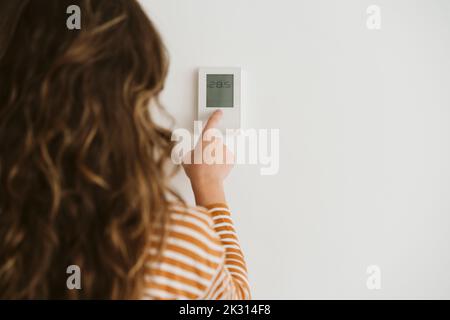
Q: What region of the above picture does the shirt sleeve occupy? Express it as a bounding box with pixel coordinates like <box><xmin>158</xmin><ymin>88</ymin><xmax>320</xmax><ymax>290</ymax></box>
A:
<box><xmin>142</xmin><ymin>203</ymin><xmax>250</xmax><ymax>300</ymax></box>
<box><xmin>201</xmin><ymin>203</ymin><xmax>251</xmax><ymax>300</ymax></box>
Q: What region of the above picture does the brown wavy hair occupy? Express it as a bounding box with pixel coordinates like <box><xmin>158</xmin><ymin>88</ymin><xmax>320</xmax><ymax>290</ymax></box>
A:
<box><xmin>0</xmin><ymin>0</ymin><xmax>176</xmax><ymax>299</ymax></box>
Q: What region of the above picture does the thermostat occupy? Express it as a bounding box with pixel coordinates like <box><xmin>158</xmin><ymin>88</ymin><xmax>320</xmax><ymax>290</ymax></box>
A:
<box><xmin>198</xmin><ymin>67</ymin><xmax>242</xmax><ymax>130</ymax></box>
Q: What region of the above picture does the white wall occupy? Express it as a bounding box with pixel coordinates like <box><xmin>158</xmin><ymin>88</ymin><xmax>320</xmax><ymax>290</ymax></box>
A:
<box><xmin>141</xmin><ymin>0</ymin><xmax>450</xmax><ymax>299</ymax></box>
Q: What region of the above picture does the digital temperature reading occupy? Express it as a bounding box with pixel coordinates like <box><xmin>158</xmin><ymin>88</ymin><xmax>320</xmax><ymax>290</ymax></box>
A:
<box><xmin>206</xmin><ymin>74</ymin><xmax>234</xmax><ymax>108</ymax></box>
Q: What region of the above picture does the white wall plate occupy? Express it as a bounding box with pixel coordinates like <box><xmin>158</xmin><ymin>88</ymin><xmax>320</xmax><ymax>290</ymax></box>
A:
<box><xmin>198</xmin><ymin>67</ymin><xmax>242</xmax><ymax>131</ymax></box>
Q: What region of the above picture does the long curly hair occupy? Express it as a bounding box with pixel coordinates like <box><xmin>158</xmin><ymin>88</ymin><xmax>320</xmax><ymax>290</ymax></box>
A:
<box><xmin>0</xmin><ymin>0</ymin><xmax>176</xmax><ymax>299</ymax></box>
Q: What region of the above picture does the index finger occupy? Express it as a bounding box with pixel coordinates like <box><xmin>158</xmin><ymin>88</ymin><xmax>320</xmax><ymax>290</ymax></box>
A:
<box><xmin>203</xmin><ymin>110</ymin><xmax>223</xmax><ymax>133</ymax></box>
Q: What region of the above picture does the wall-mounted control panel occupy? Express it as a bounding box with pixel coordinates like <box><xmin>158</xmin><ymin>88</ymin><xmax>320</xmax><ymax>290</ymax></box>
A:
<box><xmin>198</xmin><ymin>67</ymin><xmax>242</xmax><ymax>130</ymax></box>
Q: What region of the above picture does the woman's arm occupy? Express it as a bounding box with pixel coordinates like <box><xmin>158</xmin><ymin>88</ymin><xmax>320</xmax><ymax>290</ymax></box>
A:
<box><xmin>183</xmin><ymin>110</ymin><xmax>233</xmax><ymax>207</ymax></box>
<box><xmin>183</xmin><ymin>111</ymin><xmax>250</xmax><ymax>299</ymax></box>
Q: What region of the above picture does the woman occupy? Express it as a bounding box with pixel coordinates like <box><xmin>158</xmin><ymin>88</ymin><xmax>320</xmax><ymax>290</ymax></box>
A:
<box><xmin>0</xmin><ymin>0</ymin><xmax>250</xmax><ymax>299</ymax></box>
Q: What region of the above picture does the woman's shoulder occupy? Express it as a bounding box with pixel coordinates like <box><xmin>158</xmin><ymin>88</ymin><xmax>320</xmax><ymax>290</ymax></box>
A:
<box><xmin>168</xmin><ymin>202</ymin><xmax>217</xmax><ymax>231</ymax></box>
<box><xmin>165</xmin><ymin>202</ymin><xmax>225</xmax><ymax>263</ymax></box>
<box><xmin>142</xmin><ymin>203</ymin><xmax>225</xmax><ymax>299</ymax></box>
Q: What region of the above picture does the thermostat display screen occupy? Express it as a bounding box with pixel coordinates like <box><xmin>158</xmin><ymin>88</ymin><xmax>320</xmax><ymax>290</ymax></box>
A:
<box><xmin>206</xmin><ymin>74</ymin><xmax>234</xmax><ymax>108</ymax></box>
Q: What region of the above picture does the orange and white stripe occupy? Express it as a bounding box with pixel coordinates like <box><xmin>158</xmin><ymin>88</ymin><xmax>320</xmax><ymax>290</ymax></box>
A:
<box><xmin>142</xmin><ymin>203</ymin><xmax>250</xmax><ymax>300</ymax></box>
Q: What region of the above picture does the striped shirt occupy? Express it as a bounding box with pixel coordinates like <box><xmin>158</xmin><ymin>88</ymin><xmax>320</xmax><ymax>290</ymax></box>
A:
<box><xmin>142</xmin><ymin>203</ymin><xmax>250</xmax><ymax>300</ymax></box>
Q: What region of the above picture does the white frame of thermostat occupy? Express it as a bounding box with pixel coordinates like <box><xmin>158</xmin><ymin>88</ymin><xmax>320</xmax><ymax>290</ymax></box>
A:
<box><xmin>198</xmin><ymin>67</ymin><xmax>242</xmax><ymax>130</ymax></box>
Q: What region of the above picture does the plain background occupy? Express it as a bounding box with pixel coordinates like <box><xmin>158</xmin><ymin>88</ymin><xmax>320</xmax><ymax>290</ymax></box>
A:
<box><xmin>140</xmin><ymin>0</ymin><xmax>450</xmax><ymax>299</ymax></box>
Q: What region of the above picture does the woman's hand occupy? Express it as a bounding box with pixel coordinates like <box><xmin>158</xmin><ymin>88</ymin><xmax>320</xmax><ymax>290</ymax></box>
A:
<box><xmin>182</xmin><ymin>110</ymin><xmax>234</xmax><ymax>207</ymax></box>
